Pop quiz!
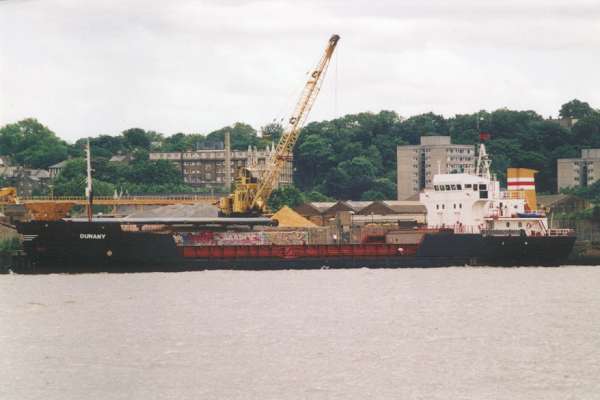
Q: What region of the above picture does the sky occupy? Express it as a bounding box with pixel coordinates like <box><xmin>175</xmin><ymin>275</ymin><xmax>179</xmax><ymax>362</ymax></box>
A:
<box><xmin>1</xmin><ymin>0</ymin><xmax>599</xmax><ymax>142</ymax></box>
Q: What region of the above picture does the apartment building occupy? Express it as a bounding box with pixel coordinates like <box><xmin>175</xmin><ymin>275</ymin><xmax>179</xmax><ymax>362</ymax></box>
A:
<box><xmin>149</xmin><ymin>145</ymin><xmax>293</xmax><ymax>188</ymax></box>
<box><xmin>397</xmin><ymin>136</ymin><xmax>475</xmax><ymax>200</ymax></box>
<box><xmin>557</xmin><ymin>149</ymin><xmax>600</xmax><ymax>191</ymax></box>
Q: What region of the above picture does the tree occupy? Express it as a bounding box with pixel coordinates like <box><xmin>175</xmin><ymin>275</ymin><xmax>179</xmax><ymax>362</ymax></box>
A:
<box><xmin>559</xmin><ymin>99</ymin><xmax>595</xmax><ymax>119</ymax></box>
<box><xmin>324</xmin><ymin>156</ymin><xmax>377</xmax><ymax>199</ymax></box>
<box><xmin>205</xmin><ymin>123</ymin><xmax>264</xmax><ymax>150</ymax></box>
<box><xmin>269</xmin><ymin>185</ymin><xmax>305</xmax><ymax>210</ymax></box>
<box><xmin>304</xmin><ymin>190</ymin><xmax>332</xmax><ymax>202</ymax></box>
<box><xmin>0</xmin><ymin>119</ymin><xmax>69</xmax><ymax>169</ymax></box>
<box><xmin>127</xmin><ymin>159</ymin><xmax>182</xmax><ymax>185</ymax></box>
<box><xmin>295</xmin><ymin>134</ymin><xmax>334</xmax><ymax>189</ymax></box>
<box><xmin>52</xmin><ymin>158</ymin><xmax>116</xmax><ymax>197</ymax></box>
<box><xmin>122</xmin><ymin>128</ymin><xmax>152</xmax><ymax>149</ymax></box>
<box><xmin>361</xmin><ymin>190</ymin><xmax>386</xmax><ymax>201</ymax></box>
<box><xmin>261</xmin><ymin>122</ymin><xmax>284</xmax><ymax>143</ymax></box>
<box><xmin>572</xmin><ymin>113</ymin><xmax>600</xmax><ymax>147</ymax></box>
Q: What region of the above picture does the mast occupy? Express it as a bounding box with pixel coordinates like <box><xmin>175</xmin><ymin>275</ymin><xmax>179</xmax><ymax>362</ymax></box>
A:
<box><xmin>475</xmin><ymin>143</ymin><xmax>491</xmax><ymax>181</ymax></box>
<box><xmin>224</xmin><ymin>130</ymin><xmax>232</xmax><ymax>191</ymax></box>
<box><xmin>85</xmin><ymin>139</ymin><xmax>93</xmax><ymax>222</ymax></box>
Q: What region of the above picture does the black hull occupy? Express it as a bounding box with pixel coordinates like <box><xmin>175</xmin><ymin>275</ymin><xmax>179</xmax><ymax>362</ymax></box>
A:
<box><xmin>13</xmin><ymin>221</ymin><xmax>576</xmax><ymax>273</ymax></box>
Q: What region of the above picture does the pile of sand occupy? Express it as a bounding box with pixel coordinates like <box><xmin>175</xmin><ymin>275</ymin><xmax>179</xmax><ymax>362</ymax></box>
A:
<box><xmin>271</xmin><ymin>206</ymin><xmax>316</xmax><ymax>227</ymax></box>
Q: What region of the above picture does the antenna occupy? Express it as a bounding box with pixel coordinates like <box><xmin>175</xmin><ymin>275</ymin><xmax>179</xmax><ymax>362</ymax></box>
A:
<box><xmin>85</xmin><ymin>139</ymin><xmax>94</xmax><ymax>222</ymax></box>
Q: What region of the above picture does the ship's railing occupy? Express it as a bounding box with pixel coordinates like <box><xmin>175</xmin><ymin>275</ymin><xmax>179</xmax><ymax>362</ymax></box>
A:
<box><xmin>547</xmin><ymin>228</ymin><xmax>575</xmax><ymax>237</ymax></box>
<box><xmin>428</xmin><ymin>224</ymin><xmax>480</xmax><ymax>234</ymax></box>
<box><xmin>13</xmin><ymin>195</ymin><xmax>219</xmax><ymax>206</ymax></box>
<box><xmin>485</xmin><ymin>208</ymin><xmax>546</xmax><ymax>219</ymax></box>
<box><xmin>18</xmin><ymin>195</ymin><xmax>216</xmax><ymax>201</ymax></box>
<box><xmin>481</xmin><ymin>229</ymin><xmax>524</xmax><ymax>237</ymax></box>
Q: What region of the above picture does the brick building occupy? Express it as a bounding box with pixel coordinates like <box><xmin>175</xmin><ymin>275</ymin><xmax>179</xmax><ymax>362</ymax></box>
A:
<box><xmin>150</xmin><ymin>145</ymin><xmax>293</xmax><ymax>188</ymax></box>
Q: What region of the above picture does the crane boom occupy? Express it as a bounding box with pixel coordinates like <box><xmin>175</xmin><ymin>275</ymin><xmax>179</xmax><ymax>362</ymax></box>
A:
<box><xmin>218</xmin><ymin>34</ymin><xmax>340</xmax><ymax>216</ymax></box>
<box><xmin>252</xmin><ymin>34</ymin><xmax>340</xmax><ymax>211</ymax></box>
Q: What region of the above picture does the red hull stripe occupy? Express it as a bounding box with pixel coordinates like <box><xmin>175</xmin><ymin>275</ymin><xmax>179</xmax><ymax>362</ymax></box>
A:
<box><xmin>180</xmin><ymin>244</ymin><xmax>419</xmax><ymax>259</ymax></box>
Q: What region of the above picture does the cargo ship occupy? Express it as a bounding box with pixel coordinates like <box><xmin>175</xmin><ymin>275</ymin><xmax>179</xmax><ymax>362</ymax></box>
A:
<box><xmin>13</xmin><ymin>144</ymin><xmax>575</xmax><ymax>273</ymax></box>
<box><xmin>7</xmin><ymin>34</ymin><xmax>576</xmax><ymax>272</ymax></box>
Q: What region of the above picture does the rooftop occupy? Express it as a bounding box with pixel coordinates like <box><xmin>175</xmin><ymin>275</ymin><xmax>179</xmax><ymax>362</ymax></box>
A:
<box><xmin>49</xmin><ymin>160</ymin><xmax>69</xmax><ymax>169</ymax></box>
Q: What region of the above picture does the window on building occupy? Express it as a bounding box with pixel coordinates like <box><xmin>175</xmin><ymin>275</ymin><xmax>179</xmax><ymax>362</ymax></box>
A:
<box><xmin>445</xmin><ymin>185</ymin><xmax>451</xmax><ymax>190</ymax></box>
<box><xmin>442</xmin><ymin>204</ymin><xmax>445</xmax><ymax>209</ymax></box>
<box><xmin>434</xmin><ymin>185</ymin><xmax>439</xmax><ymax>190</ymax></box>
<box><xmin>506</xmin><ymin>222</ymin><xmax>510</xmax><ymax>228</ymax></box>
<box><xmin>451</xmin><ymin>185</ymin><xmax>457</xmax><ymax>190</ymax></box>
<box><xmin>457</xmin><ymin>184</ymin><xmax>462</xmax><ymax>190</ymax></box>
<box><xmin>459</xmin><ymin>204</ymin><xmax>462</xmax><ymax>209</ymax></box>
<box><xmin>473</xmin><ymin>185</ymin><xmax>478</xmax><ymax>191</ymax></box>
<box><xmin>436</xmin><ymin>204</ymin><xmax>439</xmax><ymax>210</ymax></box>
<box><xmin>453</xmin><ymin>204</ymin><xmax>456</xmax><ymax>209</ymax></box>
<box><xmin>465</xmin><ymin>184</ymin><xmax>472</xmax><ymax>189</ymax></box>
<box><xmin>518</xmin><ymin>222</ymin><xmax>523</xmax><ymax>228</ymax></box>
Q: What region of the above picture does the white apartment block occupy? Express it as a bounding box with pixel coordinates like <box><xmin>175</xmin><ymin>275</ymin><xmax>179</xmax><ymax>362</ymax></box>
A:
<box><xmin>557</xmin><ymin>149</ymin><xmax>600</xmax><ymax>191</ymax></box>
<box><xmin>397</xmin><ymin>136</ymin><xmax>475</xmax><ymax>200</ymax></box>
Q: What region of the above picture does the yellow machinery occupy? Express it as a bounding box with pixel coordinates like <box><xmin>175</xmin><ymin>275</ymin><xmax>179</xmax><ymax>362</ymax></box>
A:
<box><xmin>219</xmin><ymin>34</ymin><xmax>340</xmax><ymax>216</ymax></box>
<box><xmin>0</xmin><ymin>187</ymin><xmax>17</xmax><ymax>204</ymax></box>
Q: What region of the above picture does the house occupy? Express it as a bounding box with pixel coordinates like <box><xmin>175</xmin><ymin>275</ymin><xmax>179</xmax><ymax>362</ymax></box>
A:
<box><xmin>358</xmin><ymin>200</ymin><xmax>426</xmax><ymax>216</ymax></box>
<box><xmin>293</xmin><ymin>202</ymin><xmax>336</xmax><ymax>225</ymax></box>
<box><xmin>0</xmin><ymin>167</ymin><xmax>51</xmax><ymax>197</ymax></box>
<box><xmin>537</xmin><ymin>194</ymin><xmax>589</xmax><ymax>215</ymax></box>
<box><xmin>109</xmin><ymin>154</ymin><xmax>133</xmax><ymax>164</ymax></box>
<box><xmin>48</xmin><ymin>160</ymin><xmax>69</xmax><ymax>178</ymax></box>
<box><xmin>294</xmin><ymin>200</ymin><xmax>427</xmax><ymax>226</ymax></box>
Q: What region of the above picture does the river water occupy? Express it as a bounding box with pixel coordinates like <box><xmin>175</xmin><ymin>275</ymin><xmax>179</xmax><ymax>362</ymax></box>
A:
<box><xmin>1</xmin><ymin>267</ymin><xmax>600</xmax><ymax>400</ymax></box>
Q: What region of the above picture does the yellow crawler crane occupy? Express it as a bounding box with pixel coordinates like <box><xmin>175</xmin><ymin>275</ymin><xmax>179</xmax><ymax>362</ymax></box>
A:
<box><xmin>219</xmin><ymin>34</ymin><xmax>340</xmax><ymax>216</ymax></box>
<box><xmin>0</xmin><ymin>187</ymin><xmax>17</xmax><ymax>204</ymax></box>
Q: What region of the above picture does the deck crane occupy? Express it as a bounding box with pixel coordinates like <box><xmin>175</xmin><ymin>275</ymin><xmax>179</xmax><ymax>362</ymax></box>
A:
<box><xmin>219</xmin><ymin>34</ymin><xmax>340</xmax><ymax>217</ymax></box>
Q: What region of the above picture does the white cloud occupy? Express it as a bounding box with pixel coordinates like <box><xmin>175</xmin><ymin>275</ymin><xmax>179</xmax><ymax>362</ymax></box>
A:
<box><xmin>1</xmin><ymin>0</ymin><xmax>599</xmax><ymax>141</ymax></box>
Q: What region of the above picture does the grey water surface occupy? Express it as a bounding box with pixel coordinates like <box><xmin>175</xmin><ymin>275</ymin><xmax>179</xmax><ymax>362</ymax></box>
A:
<box><xmin>1</xmin><ymin>267</ymin><xmax>600</xmax><ymax>400</ymax></box>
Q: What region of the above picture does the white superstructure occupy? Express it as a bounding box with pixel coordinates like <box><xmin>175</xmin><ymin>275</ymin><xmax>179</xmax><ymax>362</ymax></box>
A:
<box><xmin>419</xmin><ymin>144</ymin><xmax>549</xmax><ymax>235</ymax></box>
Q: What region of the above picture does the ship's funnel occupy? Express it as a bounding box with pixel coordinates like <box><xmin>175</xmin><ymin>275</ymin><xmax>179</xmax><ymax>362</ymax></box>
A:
<box><xmin>507</xmin><ymin>168</ymin><xmax>538</xmax><ymax>212</ymax></box>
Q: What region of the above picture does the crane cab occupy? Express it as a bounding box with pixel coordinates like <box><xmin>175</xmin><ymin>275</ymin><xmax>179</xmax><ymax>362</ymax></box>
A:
<box><xmin>218</xmin><ymin>168</ymin><xmax>264</xmax><ymax>217</ymax></box>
